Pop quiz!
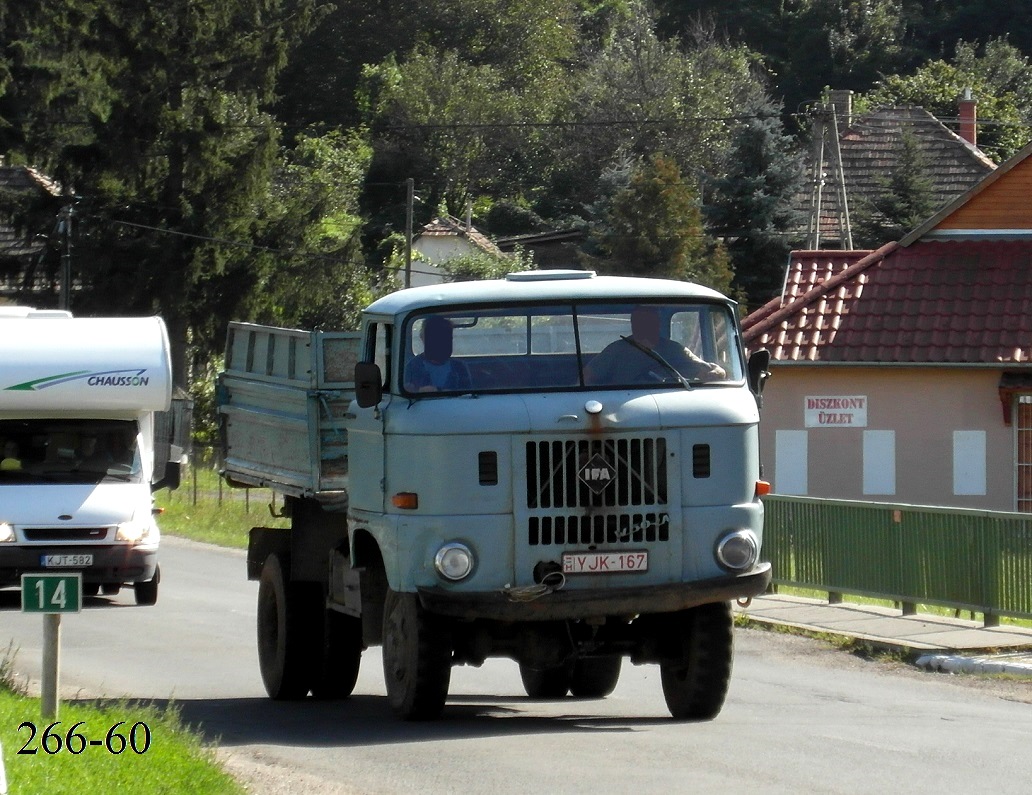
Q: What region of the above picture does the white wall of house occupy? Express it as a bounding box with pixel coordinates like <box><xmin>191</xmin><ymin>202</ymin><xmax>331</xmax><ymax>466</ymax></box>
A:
<box><xmin>760</xmin><ymin>366</ymin><xmax>1012</xmax><ymax>510</ymax></box>
<box><xmin>409</xmin><ymin>237</ymin><xmax>479</xmax><ymax>287</ymax></box>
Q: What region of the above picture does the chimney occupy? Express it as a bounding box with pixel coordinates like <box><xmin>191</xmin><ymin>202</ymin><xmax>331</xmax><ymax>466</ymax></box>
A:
<box><xmin>828</xmin><ymin>89</ymin><xmax>853</xmax><ymax>130</ymax></box>
<box><xmin>958</xmin><ymin>88</ymin><xmax>977</xmax><ymax>147</ymax></box>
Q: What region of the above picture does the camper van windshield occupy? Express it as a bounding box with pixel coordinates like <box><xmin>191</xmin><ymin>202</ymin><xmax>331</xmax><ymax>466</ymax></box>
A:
<box><xmin>401</xmin><ymin>300</ymin><xmax>744</xmax><ymax>396</ymax></box>
<box><xmin>0</xmin><ymin>419</ymin><xmax>141</xmax><ymax>484</ymax></box>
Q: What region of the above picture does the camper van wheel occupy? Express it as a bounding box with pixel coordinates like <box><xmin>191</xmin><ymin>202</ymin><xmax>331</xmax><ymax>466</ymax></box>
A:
<box><xmin>519</xmin><ymin>663</ymin><xmax>572</xmax><ymax>699</ymax></box>
<box><xmin>311</xmin><ymin>609</ymin><xmax>363</xmax><ymax>699</ymax></box>
<box><xmin>257</xmin><ymin>554</ymin><xmax>318</xmax><ymax>699</ymax></box>
<box><xmin>659</xmin><ymin>601</ymin><xmax>733</xmax><ymax>721</ymax></box>
<box><xmin>569</xmin><ymin>655</ymin><xmax>622</xmax><ymax>699</ymax></box>
<box><xmin>382</xmin><ymin>589</ymin><xmax>452</xmax><ymax>720</ymax></box>
<box><xmin>133</xmin><ymin>566</ymin><xmax>160</xmax><ymax>606</ymax></box>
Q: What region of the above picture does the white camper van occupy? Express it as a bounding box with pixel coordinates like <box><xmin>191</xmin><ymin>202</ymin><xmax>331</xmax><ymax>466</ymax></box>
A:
<box><xmin>0</xmin><ymin>307</ymin><xmax>176</xmax><ymax>605</ymax></box>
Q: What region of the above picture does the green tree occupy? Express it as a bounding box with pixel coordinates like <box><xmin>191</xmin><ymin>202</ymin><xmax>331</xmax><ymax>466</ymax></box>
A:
<box><xmin>851</xmin><ymin>128</ymin><xmax>936</xmax><ymax>247</ymax></box>
<box><xmin>586</xmin><ymin>154</ymin><xmax>734</xmax><ymax>293</ymax></box>
<box><xmin>256</xmin><ymin>129</ymin><xmax>376</xmax><ymax>330</ymax></box>
<box><xmin>548</xmin><ymin>3</ymin><xmax>766</xmax><ymax>216</ymax></box>
<box><xmin>704</xmin><ymin>94</ymin><xmax>805</xmax><ymax>309</ymax></box>
<box><xmin>276</xmin><ymin>0</ymin><xmax>578</xmax><ymax>132</ymax></box>
<box><xmin>653</xmin><ymin>0</ymin><xmax>913</xmax><ymax>131</ymax></box>
<box><xmin>0</xmin><ymin>0</ymin><xmax>320</xmax><ymax>381</ymax></box>
<box><xmin>857</xmin><ymin>38</ymin><xmax>1032</xmax><ymax>162</ymax></box>
<box><xmin>440</xmin><ymin>247</ymin><xmax>535</xmax><ymax>282</ymax></box>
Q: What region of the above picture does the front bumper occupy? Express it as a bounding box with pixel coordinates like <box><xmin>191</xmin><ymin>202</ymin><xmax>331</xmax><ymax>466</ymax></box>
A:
<box><xmin>0</xmin><ymin>545</ymin><xmax>158</xmax><ymax>587</ymax></box>
<box><xmin>418</xmin><ymin>562</ymin><xmax>771</xmax><ymax>622</ymax></box>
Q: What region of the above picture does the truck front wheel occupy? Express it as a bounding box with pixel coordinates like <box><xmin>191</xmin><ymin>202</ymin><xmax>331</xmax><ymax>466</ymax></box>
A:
<box><xmin>382</xmin><ymin>589</ymin><xmax>451</xmax><ymax>720</ymax></box>
<box><xmin>659</xmin><ymin>601</ymin><xmax>734</xmax><ymax>721</ymax></box>
<box><xmin>257</xmin><ymin>554</ymin><xmax>317</xmax><ymax>699</ymax></box>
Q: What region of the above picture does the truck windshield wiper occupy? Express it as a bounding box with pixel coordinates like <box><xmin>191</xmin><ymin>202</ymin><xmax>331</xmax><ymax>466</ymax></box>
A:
<box><xmin>619</xmin><ymin>336</ymin><xmax>692</xmax><ymax>390</ymax></box>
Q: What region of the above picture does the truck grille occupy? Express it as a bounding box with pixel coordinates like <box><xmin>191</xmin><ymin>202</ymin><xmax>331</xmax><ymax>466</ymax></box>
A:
<box><xmin>529</xmin><ymin>512</ymin><xmax>670</xmax><ymax>546</ymax></box>
<box><xmin>526</xmin><ymin>437</ymin><xmax>668</xmax><ymax>509</ymax></box>
<box><xmin>525</xmin><ymin>436</ymin><xmax>670</xmax><ymax>547</ymax></box>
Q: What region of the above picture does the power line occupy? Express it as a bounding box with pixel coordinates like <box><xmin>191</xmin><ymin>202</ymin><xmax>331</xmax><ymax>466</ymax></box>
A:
<box><xmin>104</xmin><ymin>217</ymin><xmax>453</xmax><ymax>279</ymax></box>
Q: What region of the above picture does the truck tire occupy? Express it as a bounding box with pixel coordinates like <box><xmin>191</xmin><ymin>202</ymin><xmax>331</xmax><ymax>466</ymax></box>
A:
<box><xmin>133</xmin><ymin>566</ymin><xmax>159</xmax><ymax>606</ymax></box>
<box><xmin>257</xmin><ymin>554</ymin><xmax>318</xmax><ymax>699</ymax></box>
<box><xmin>659</xmin><ymin>601</ymin><xmax>734</xmax><ymax>721</ymax></box>
<box><xmin>382</xmin><ymin>589</ymin><xmax>452</xmax><ymax>720</ymax></box>
<box><xmin>569</xmin><ymin>655</ymin><xmax>622</xmax><ymax>699</ymax></box>
<box><xmin>519</xmin><ymin>663</ymin><xmax>572</xmax><ymax>699</ymax></box>
<box><xmin>311</xmin><ymin>610</ymin><xmax>363</xmax><ymax>699</ymax></box>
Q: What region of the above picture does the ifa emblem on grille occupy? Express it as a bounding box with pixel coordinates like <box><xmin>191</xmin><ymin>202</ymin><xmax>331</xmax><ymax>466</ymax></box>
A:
<box><xmin>579</xmin><ymin>453</ymin><xmax>616</xmax><ymax>494</ymax></box>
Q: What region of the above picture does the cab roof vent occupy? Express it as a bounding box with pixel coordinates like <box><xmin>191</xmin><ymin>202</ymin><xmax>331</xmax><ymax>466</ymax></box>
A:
<box><xmin>505</xmin><ymin>269</ymin><xmax>596</xmax><ymax>282</ymax></box>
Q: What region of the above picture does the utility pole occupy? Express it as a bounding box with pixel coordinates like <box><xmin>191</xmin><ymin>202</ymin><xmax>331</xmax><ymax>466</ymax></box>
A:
<box><xmin>58</xmin><ymin>203</ymin><xmax>74</xmax><ymax>310</ymax></box>
<box><xmin>806</xmin><ymin>104</ymin><xmax>852</xmax><ymax>250</ymax></box>
<box><xmin>405</xmin><ymin>178</ymin><xmax>414</xmax><ymax>288</ymax></box>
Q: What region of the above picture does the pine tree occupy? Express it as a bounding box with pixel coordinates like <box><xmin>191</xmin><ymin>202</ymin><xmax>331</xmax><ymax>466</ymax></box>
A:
<box><xmin>1</xmin><ymin>0</ymin><xmax>320</xmax><ymax>382</ymax></box>
<box><xmin>587</xmin><ymin>154</ymin><xmax>734</xmax><ymax>294</ymax></box>
<box><xmin>852</xmin><ymin>129</ymin><xmax>937</xmax><ymax>247</ymax></box>
<box><xmin>704</xmin><ymin>95</ymin><xmax>805</xmax><ymax>310</ymax></box>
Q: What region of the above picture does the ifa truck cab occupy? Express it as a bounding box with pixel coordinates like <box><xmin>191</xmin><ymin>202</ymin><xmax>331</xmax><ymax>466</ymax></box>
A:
<box><xmin>218</xmin><ymin>271</ymin><xmax>772</xmax><ymax>720</ymax></box>
<box><xmin>0</xmin><ymin>307</ymin><xmax>181</xmax><ymax>605</ymax></box>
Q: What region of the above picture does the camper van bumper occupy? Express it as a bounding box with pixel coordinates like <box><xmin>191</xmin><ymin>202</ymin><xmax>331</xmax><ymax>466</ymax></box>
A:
<box><xmin>0</xmin><ymin>545</ymin><xmax>158</xmax><ymax>588</ymax></box>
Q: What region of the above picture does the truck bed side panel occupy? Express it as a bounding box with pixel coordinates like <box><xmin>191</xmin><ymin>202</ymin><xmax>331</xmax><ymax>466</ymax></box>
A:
<box><xmin>219</xmin><ymin>323</ymin><xmax>359</xmax><ymax>496</ymax></box>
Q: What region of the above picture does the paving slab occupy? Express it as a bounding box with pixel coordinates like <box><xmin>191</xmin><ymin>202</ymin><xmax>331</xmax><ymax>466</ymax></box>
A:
<box><xmin>734</xmin><ymin>594</ymin><xmax>1032</xmax><ymax>653</ymax></box>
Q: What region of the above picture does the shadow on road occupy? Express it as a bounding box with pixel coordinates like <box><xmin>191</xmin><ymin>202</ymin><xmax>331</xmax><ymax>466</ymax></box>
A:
<box><xmin>65</xmin><ymin>693</ymin><xmax>675</xmax><ymax>748</ymax></box>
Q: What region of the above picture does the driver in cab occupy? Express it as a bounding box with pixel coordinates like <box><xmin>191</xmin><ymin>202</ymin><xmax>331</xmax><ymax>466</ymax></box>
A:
<box><xmin>584</xmin><ymin>306</ymin><xmax>726</xmax><ymax>386</ymax></box>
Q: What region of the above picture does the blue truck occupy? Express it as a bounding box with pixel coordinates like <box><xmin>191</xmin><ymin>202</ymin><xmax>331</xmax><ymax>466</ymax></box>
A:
<box><xmin>217</xmin><ymin>270</ymin><xmax>772</xmax><ymax>720</ymax></box>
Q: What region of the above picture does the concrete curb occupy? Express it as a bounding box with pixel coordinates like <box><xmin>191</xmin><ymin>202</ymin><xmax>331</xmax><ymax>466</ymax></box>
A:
<box><xmin>915</xmin><ymin>652</ymin><xmax>1032</xmax><ymax>677</ymax></box>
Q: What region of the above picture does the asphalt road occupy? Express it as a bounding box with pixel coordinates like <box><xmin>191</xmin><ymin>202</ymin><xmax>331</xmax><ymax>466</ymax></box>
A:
<box><xmin>3</xmin><ymin>536</ymin><xmax>1032</xmax><ymax>794</ymax></box>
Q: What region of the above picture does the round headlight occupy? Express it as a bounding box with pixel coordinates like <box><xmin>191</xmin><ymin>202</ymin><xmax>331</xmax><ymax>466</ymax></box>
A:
<box><xmin>435</xmin><ymin>542</ymin><xmax>474</xmax><ymax>581</ymax></box>
<box><xmin>0</xmin><ymin>522</ymin><xmax>14</xmax><ymax>543</ymax></box>
<box><xmin>715</xmin><ymin>529</ymin><xmax>759</xmax><ymax>572</ymax></box>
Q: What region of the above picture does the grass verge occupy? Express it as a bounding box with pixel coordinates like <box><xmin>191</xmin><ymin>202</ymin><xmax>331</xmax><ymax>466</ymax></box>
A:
<box><xmin>155</xmin><ymin>465</ymin><xmax>287</xmax><ymax>549</ymax></box>
<box><xmin>1</xmin><ymin>467</ymin><xmax>267</xmax><ymax>794</ymax></box>
<box><xmin>0</xmin><ymin>656</ymin><xmax>242</xmax><ymax>794</ymax></box>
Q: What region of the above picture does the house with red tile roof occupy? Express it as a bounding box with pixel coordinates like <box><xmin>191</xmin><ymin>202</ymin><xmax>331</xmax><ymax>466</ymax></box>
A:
<box><xmin>410</xmin><ymin>214</ymin><xmax>505</xmax><ymax>287</ymax></box>
<box><xmin>800</xmin><ymin>91</ymin><xmax>995</xmax><ymax>249</ymax></box>
<box><xmin>744</xmin><ymin>137</ymin><xmax>1032</xmax><ymax>512</ymax></box>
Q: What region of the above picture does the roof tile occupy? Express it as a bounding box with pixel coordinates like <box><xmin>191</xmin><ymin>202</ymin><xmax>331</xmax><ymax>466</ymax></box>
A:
<box><xmin>744</xmin><ymin>240</ymin><xmax>1032</xmax><ymax>364</ymax></box>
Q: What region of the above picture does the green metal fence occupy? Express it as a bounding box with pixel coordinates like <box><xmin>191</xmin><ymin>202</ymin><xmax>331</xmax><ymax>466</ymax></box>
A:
<box><xmin>762</xmin><ymin>496</ymin><xmax>1032</xmax><ymax>623</ymax></box>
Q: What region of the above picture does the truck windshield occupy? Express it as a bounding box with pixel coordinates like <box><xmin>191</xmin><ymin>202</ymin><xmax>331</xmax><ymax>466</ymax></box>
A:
<box><xmin>401</xmin><ymin>301</ymin><xmax>744</xmax><ymax>396</ymax></box>
<box><xmin>0</xmin><ymin>419</ymin><xmax>142</xmax><ymax>484</ymax></box>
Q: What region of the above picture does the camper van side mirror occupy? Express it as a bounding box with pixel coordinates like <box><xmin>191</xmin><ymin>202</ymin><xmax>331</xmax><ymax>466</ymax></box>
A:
<box><xmin>747</xmin><ymin>349</ymin><xmax>771</xmax><ymax>396</ymax></box>
<box><xmin>355</xmin><ymin>361</ymin><xmax>383</xmax><ymax>408</ymax></box>
<box><xmin>152</xmin><ymin>460</ymin><xmax>181</xmax><ymax>492</ymax></box>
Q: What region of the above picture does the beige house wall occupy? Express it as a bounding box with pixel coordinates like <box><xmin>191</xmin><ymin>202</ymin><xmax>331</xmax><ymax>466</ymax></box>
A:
<box><xmin>758</xmin><ymin>366</ymin><xmax>1015</xmax><ymax>511</ymax></box>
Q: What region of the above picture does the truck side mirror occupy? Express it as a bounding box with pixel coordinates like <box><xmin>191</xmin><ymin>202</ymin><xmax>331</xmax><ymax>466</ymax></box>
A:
<box><xmin>747</xmin><ymin>349</ymin><xmax>771</xmax><ymax>396</ymax></box>
<box><xmin>354</xmin><ymin>361</ymin><xmax>383</xmax><ymax>408</ymax></box>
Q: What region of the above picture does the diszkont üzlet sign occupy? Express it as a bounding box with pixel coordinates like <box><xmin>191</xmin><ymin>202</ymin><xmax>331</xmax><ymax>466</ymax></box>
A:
<box><xmin>804</xmin><ymin>395</ymin><xmax>868</xmax><ymax>427</ymax></box>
